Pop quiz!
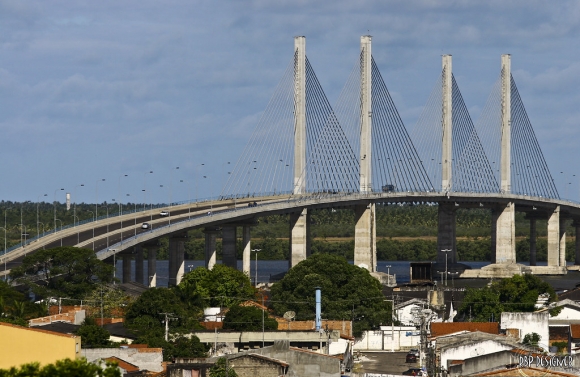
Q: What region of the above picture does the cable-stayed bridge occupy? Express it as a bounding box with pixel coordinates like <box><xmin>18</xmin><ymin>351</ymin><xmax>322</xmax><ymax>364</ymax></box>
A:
<box><xmin>2</xmin><ymin>36</ymin><xmax>578</xmax><ymax>286</ymax></box>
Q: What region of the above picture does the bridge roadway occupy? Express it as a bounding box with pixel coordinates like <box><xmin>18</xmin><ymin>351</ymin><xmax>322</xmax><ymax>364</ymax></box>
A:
<box><xmin>2</xmin><ymin>191</ymin><xmax>580</xmax><ymax>279</ymax></box>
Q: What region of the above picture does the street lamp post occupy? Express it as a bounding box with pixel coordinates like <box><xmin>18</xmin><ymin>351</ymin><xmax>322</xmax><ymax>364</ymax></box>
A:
<box><xmin>73</xmin><ymin>184</ymin><xmax>85</xmax><ymax>228</ymax></box>
<box><xmin>87</xmin><ymin>211</ymin><xmax>94</xmax><ymax>250</ymax></box>
<box><xmin>252</xmin><ymin>248</ymin><xmax>261</xmax><ymax>286</ymax></box>
<box><xmin>441</xmin><ymin>249</ymin><xmax>451</xmax><ymax>286</ymax></box>
<box><xmin>95</xmin><ymin>178</ymin><xmax>105</xmax><ymax>221</ymax></box>
<box><xmin>53</xmin><ymin>188</ymin><xmax>64</xmax><ymax>233</ymax></box>
<box><xmin>37</xmin><ymin>194</ymin><xmax>47</xmax><ymax>238</ymax></box>
<box><xmin>386</xmin><ymin>264</ymin><xmax>391</xmax><ymax>286</ymax></box>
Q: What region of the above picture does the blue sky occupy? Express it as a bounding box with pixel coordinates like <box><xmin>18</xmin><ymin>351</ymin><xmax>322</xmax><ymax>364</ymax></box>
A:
<box><xmin>1</xmin><ymin>1</ymin><xmax>580</xmax><ymax>204</ymax></box>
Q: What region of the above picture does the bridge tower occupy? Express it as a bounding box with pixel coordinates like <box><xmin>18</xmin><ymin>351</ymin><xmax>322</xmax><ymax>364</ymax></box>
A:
<box><xmin>290</xmin><ymin>36</ymin><xmax>311</xmax><ymax>268</ymax></box>
<box><xmin>354</xmin><ymin>35</ymin><xmax>376</xmax><ymax>272</ymax></box>
<box><xmin>437</xmin><ymin>55</ymin><xmax>458</xmax><ymax>269</ymax></box>
<box><xmin>493</xmin><ymin>54</ymin><xmax>516</xmax><ymax>265</ymax></box>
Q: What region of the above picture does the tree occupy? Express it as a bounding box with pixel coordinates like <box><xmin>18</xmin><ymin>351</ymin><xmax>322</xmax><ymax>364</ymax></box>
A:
<box><xmin>269</xmin><ymin>253</ymin><xmax>390</xmax><ymax>338</ymax></box>
<box><xmin>209</xmin><ymin>357</ymin><xmax>237</xmax><ymax>377</ymax></box>
<box><xmin>76</xmin><ymin>318</ymin><xmax>113</xmax><ymax>348</ymax></box>
<box><xmin>83</xmin><ymin>284</ymin><xmax>133</xmax><ymax>320</ymax></box>
<box><xmin>0</xmin><ymin>280</ymin><xmax>46</xmax><ymax>323</ymax></box>
<box><xmin>223</xmin><ymin>305</ymin><xmax>278</xmax><ymax>331</ymax></box>
<box><xmin>9</xmin><ymin>247</ymin><xmax>114</xmax><ymax>299</ymax></box>
<box><xmin>523</xmin><ymin>332</ymin><xmax>541</xmax><ymax>348</ymax></box>
<box><xmin>179</xmin><ymin>264</ymin><xmax>255</xmax><ymax>308</ymax></box>
<box><xmin>459</xmin><ymin>274</ymin><xmax>556</xmax><ymax>322</ymax></box>
<box><xmin>0</xmin><ymin>358</ymin><xmax>120</xmax><ymax>377</ymax></box>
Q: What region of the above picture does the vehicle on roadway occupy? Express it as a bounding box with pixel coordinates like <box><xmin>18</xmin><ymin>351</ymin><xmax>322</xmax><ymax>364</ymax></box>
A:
<box><xmin>405</xmin><ymin>353</ymin><xmax>417</xmax><ymax>363</ymax></box>
<box><xmin>141</xmin><ymin>223</ymin><xmax>150</xmax><ymax>229</ymax></box>
<box><xmin>160</xmin><ymin>210</ymin><xmax>169</xmax><ymax>216</ymax></box>
<box><xmin>402</xmin><ymin>368</ymin><xmax>427</xmax><ymax>376</ymax></box>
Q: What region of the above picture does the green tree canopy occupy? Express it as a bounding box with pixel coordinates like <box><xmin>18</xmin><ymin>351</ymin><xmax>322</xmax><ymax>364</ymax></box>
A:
<box><xmin>178</xmin><ymin>264</ymin><xmax>255</xmax><ymax>308</ymax></box>
<box><xmin>209</xmin><ymin>357</ymin><xmax>238</xmax><ymax>377</ymax></box>
<box><xmin>0</xmin><ymin>358</ymin><xmax>120</xmax><ymax>377</ymax></box>
<box><xmin>76</xmin><ymin>318</ymin><xmax>114</xmax><ymax>348</ymax></box>
<box><xmin>222</xmin><ymin>305</ymin><xmax>278</xmax><ymax>331</ymax></box>
<box><xmin>269</xmin><ymin>253</ymin><xmax>390</xmax><ymax>338</ymax></box>
<box><xmin>0</xmin><ymin>281</ymin><xmax>46</xmax><ymax>323</ymax></box>
<box><xmin>9</xmin><ymin>247</ymin><xmax>114</xmax><ymax>299</ymax></box>
<box><xmin>458</xmin><ymin>274</ymin><xmax>556</xmax><ymax>322</ymax></box>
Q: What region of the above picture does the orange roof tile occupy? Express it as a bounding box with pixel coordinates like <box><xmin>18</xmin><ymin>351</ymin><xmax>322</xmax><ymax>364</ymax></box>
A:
<box><xmin>430</xmin><ymin>322</ymin><xmax>499</xmax><ymax>338</ymax></box>
<box><xmin>103</xmin><ymin>357</ymin><xmax>139</xmax><ymax>372</ymax></box>
<box><xmin>570</xmin><ymin>324</ymin><xmax>580</xmax><ymax>338</ymax></box>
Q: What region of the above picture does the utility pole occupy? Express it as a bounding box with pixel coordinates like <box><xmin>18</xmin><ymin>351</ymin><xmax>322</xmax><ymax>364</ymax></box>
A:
<box><xmin>160</xmin><ymin>312</ymin><xmax>177</xmax><ymax>341</ymax></box>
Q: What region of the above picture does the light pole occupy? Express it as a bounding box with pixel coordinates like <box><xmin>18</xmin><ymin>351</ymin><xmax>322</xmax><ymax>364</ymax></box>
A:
<box><xmin>385</xmin><ymin>264</ymin><xmax>391</xmax><ymax>286</ymax></box>
<box><xmin>441</xmin><ymin>249</ymin><xmax>451</xmax><ymax>286</ymax></box>
<box><xmin>37</xmin><ymin>194</ymin><xmax>47</xmax><ymax>238</ymax></box>
<box><xmin>143</xmin><ymin>171</ymin><xmax>153</xmax><ymax>211</ymax></box>
<box><xmin>95</xmin><ymin>178</ymin><xmax>105</xmax><ymax>221</ymax></box>
<box><xmin>55</xmin><ymin>220</ymin><xmax>62</xmax><ymax>246</ymax></box>
<box><xmin>73</xmin><ymin>184</ymin><xmax>85</xmax><ymax>228</ymax></box>
<box><xmin>252</xmin><ymin>248</ymin><xmax>261</xmax><ymax>286</ymax></box>
<box><xmin>53</xmin><ymin>188</ymin><xmax>64</xmax><ymax>233</ymax></box>
<box><xmin>170</xmin><ymin>166</ymin><xmax>179</xmax><ymax>211</ymax></box>
<box><xmin>87</xmin><ymin>210</ymin><xmax>94</xmax><ymax>250</ymax></box>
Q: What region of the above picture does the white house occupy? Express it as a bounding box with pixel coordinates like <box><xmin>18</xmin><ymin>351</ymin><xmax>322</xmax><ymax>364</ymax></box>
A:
<box><xmin>501</xmin><ymin>312</ymin><xmax>549</xmax><ymax>348</ymax></box>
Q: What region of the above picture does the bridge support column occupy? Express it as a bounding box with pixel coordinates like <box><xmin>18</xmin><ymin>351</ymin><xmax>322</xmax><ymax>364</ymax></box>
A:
<box><xmin>290</xmin><ymin>209</ymin><xmax>310</xmax><ymax>268</ymax></box>
<box><xmin>530</xmin><ymin>218</ymin><xmax>537</xmax><ymax>266</ymax></box>
<box><xmin>547</xmin><ymin>206</ymin><xmax>560</xmax><ymax>267</ymax></box>
<box><xmin>222</xmin><ymin>225</ymin><xmax>237</xmax><ymax>269</ymax></box>
<box><xmin>560</xmin><ymin>219</ymin><xmax>567</xmax><ymax>267</ymax></box>
<box><xmin>122</xmin><ymin>255</ymin><xmax>132</xmax><ymax>283</ymax></box>
<box><xmin>495</xmin><ymin>202</ymin><xmax>516</xmax><ymax>264</ymax></box>
<box><xmin>242</xmin><ymin>225</ymin><xmax>251</xmax><ymax>277</ymax></box>
<box><xmin>354</xmin><ymin>203</ymin><xmax>376</xmax><ymax>272</ymax></box>
<box><xmin>437</xmin><ymin>203</ymin><xmax>457</xmax><ymax>266</ymax></box>
<box><xmin>574</xmin><ymin>221</ymin><xmax>580</xmax><ymax>265</ymax></box>
<box><xmin>135</xmin><ymin>245</ymin><xmax>144</xmax><ymax>285</ymax></box>
<box><xmin>169</xmin><ymin>233</ymin><xmax>187</xmax><ymax>286</ymax></box>
<box><xmin>147</xmin><ymin>243</ymin><xmax>158</xmax><ymax>288</ymax></box>
<box><xmin>204</xmin><ymin>227</ymin><xmax>219</xmax><ymax>270</ymax></box>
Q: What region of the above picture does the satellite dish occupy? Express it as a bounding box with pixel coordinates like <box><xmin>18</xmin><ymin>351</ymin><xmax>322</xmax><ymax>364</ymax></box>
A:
<box><xmin>283</xmin><ymin>311</ymin><xmax>296</xmax><ymax>321</ymax></box>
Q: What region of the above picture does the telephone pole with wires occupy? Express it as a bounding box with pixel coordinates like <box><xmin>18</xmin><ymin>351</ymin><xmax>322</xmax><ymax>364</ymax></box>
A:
<box><xmin>161</xmin><ymin>312</ymin><xmax>178</xmax><ymax>341</ymax></box>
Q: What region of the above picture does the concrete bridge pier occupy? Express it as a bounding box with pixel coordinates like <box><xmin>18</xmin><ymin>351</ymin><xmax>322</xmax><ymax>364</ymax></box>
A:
<box><xmin>547</xmin><ymin>206</ymin><xmax>561</xmax><ymax>267</ymax></box>
<box><xmin>436</xmin><ymin>202</ymin><xmax>457</xmax><ymax>266</ymax></box>
<box><xmin>242</xmin><ymin>225</ymin><xmax>251</xmax><ymax>277</ymax></box>
<box><xmin>204</xmin><ymin>227</ymin><xmax>219</xmax><ymax>270</ymax></box>
<box><xmin>169</xmin><ymin>232</ymin><xmax>187</xmax><ymax>286</ymax></box>
<box><xmin>560</xmin><ymin>218</ymin><xmax>567</xmax><ymax>267</ymax></box>
<box><xmin>222</xmin><ymin>225</ymin><xmax>237</xmax><ymax>269</ymax></box>
<box><xmin>122</xmin><ymin>254</ymin><xmax>132</xmax><ymax>284</ymax></box>
<box><xmin>146</xmin><ymin>242</ymin><xmax>159</xmax><ymax>288</ymax></box>
<box><xmin>495</xmin><ymin>202</ymin><xmax>516</xmax><ymax>264</ymax></box>
<box><xmin>354</xmin><ymin>203</ymin><xmax>376</xmax><ymax>272</ymax></box>
<box><xmin>290</xmin><ymin>209</ymin><xmax>310</xmax><ymax>268</ymax></box>
<box><xmin>134</xmin><ymin>245</ymin><xmax>144</xmax><ymax>285</ymax></box>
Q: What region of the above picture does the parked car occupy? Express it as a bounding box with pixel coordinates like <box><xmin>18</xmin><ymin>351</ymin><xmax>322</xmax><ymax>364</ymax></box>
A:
<box><xmin>160</xmin><ymin>210</ymin><xmax>169</xmax><ymax>216</ymax></box>
<box><xmin>409</xmin><ymin>349</ymin><xmax>420</xmax><ymax>357</ymax></box>
<box><xmin>141</xmin><ymin>222</ymin><xmax>150</xmax><ymax>229</ymax></box>
<box><xmin>406</xmin><ymin>353</ymin><xmax>417</xmax><ymax>363</ymax></box>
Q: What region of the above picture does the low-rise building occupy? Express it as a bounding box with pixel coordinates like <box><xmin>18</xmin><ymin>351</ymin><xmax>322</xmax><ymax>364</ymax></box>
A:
<box><xmin>0</xmin><ymin>322</ymin><xmax>81</xmax><ymax>369</ymax></box>
<box><xmin>82</xmin><ymin>345</ymin><xmax>163</xmax><ymax>373</ymax></box>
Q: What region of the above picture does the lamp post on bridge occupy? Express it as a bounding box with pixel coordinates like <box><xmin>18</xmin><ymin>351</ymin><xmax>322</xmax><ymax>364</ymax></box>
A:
<box><xmin>73</xmin><ymin>184</ymin><xmax>84</xmax><ymax>229</ymax></box>
<box><xmin>95</xmin><ymin>178</ymin><xmax>105</xmax><ymax>222</ymax></box>
<box><xmin>385</xmin><ymin>264</ymin><xmax>391</xmax><ymax>286</ymax></box>
<box><xmin>37</xmin><ymin>194</ymin><xmax>47</xmax><ymax>238</ymax></box>
<box><xmin>53</xmin><ymin>188</ymin><xmax>64</xmax><ymax>233</ymax></box>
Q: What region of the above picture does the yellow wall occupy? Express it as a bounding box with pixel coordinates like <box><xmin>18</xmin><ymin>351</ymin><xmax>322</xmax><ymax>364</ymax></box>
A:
<box><xmin>0</xmin><ymin>323</ymin><xmax>81</xmax><ymax>370</ymax></box>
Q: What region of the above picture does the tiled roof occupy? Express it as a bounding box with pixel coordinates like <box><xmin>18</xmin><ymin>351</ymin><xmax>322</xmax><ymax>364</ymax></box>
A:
<box><xmin>103</xmin><ymin>357</ymin><xmax>140</xmax><ymax>372</ymax></box>
<box><xmin>430</xmin><ymin>322</ymin><xmax>499</xmax><ymax>338</ymax></box>
<box><xmin>549</xmin><ymin>325</ymin><xmax>569</xmax><ymax>341</ymax></box>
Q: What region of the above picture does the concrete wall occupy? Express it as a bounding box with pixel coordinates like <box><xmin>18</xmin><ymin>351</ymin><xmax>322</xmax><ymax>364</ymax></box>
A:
<box><xmin>447</xmin><ymin>350</ymin><xmax>518</xmax><ymax>377</ymax></box>
<box><xmin>0</xmin><ymin>322</ymin><xmax>81</xmax><ymax>369</ymax></box>
<box><xmin>550</xmin><ymin>305</ymin><xmax>580</xmax><ymax>322</ymax></box>
<box><xmin>82</xmin><ymin>347</ymin><xmax>163</xmax><ymax>372</ymax></box>
<box><xmin>440</xmin><ymin>339</ymin><xmax>513</xmax><ymax>369</ymax></box>
<box><xmin>229</xmin><ymin>355</ymin><xmax>287</xmax><ymax>377</ymax></box>
<box><xmin>501</xmin><ymin>312</ymin><xmax>549</xmax><ymax>348</ymax></box>
<box><xmin>353</xmin><ymin>327</ymin><xmax>419</xmax><ymax>351</ymax></box>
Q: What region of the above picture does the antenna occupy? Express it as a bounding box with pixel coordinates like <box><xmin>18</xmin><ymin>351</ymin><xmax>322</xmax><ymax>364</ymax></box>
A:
<box><xmin>283</xmin><ymin>311</ymin><xmax>296</xmax><ymax>321</ymax></box>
